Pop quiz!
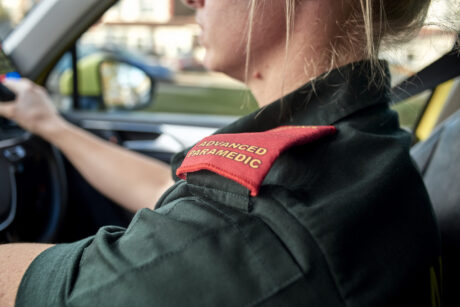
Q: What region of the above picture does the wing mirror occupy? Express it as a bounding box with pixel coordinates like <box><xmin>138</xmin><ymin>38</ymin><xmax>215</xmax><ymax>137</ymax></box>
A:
<box><xmin>58</xmin><ymin>53</ymin><xmax>156</xmax><ymax>111</ymax></box>
<box><xmin>99</xmin><ymin>61</ymin><xmax>154</xmax><ymax>110</ymax></box>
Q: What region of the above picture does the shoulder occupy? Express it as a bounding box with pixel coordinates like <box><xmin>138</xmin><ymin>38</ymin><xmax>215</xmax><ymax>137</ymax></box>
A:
<box><xmin>252</xmin><ymin>111</ymin><xmax>440</xmax><ymax>306</ymax></box>
<box><xmin>18</xmin><ymin>195</ymin><xmax>307</xmax><ymax>306</ymax></box>
<box><xmin>262</xmin><ymin>110</ymin><xmax>408</xmax><ymax>189</ymax></box>
<box><xmin>174</xmin><ymin>125</ymin><xmax>337</xmax><ymax>197</ymax></box>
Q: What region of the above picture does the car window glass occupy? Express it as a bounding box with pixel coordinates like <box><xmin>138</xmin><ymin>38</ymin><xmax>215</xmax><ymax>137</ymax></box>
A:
<box><xmin>1</xmin><ymin>0</ymin><xmax>458</xmax><ymax>119</ymax></box>
<box><xmin>391</xmin><ymin>91</ymin><xmax>433</xmax><ymax>131</ymax></box>
<box><xmin>43</xmin><ymin>0</ymin><xmax>259</xmax><ymax>116</ymax></box>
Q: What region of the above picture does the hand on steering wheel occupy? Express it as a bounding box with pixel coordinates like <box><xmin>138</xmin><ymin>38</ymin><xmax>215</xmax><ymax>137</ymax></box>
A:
<box><xmin>0</xmin><ymin>79</ymin><xmax>64</xmax><ymax>140</ymax></box>
<box><xmin>0</xmin><ymin>79</ymin><xmax>67</xmax><ymax>243</ymax></box>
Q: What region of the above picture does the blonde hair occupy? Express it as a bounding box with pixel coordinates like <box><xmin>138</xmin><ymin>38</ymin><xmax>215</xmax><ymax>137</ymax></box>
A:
<box><xmin>245</xmin><ymin>0</ymin><xmax>433</xmax><ymax>78</ymax></box>
<box><xmin>356</xmin><ymin>0</ymin><xmax>432</xmax><ymax>63</ymax></box>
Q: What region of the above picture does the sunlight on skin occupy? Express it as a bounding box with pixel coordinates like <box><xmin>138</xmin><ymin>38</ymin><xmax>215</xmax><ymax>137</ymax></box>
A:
<box><xmin>0</xmin><ymin>244</ymin><xmax>53</xmax><ymax>307</ymax></box>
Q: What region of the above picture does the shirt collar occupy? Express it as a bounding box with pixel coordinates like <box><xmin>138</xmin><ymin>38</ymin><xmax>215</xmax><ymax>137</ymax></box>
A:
<box><xmin>170</xmin><ymin>60</ymin><xmax>391</xmax><ymax>181</ymax></box>
<box><xmin>216</xmin><ymin>60</ymin><xmax>391</xmax><ymax>134</ymax></box>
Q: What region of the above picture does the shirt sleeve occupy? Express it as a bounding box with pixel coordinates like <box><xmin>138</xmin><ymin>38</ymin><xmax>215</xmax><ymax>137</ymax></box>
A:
<box><xmin>16</xmin><ymin>236</ymin><xmax>96</xmax><ymax>307</ymax></box>
<box><xmin>16</xmin><ymin>200</ymin><xmax>302</xmax><ymax>307</ymax></box>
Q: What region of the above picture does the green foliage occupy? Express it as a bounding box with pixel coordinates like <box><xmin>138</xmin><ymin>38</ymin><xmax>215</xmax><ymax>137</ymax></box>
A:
<box><xmin>147</xmin><ymin>83</ymin><xmax>258</xmax><ymax>116</ymax></box>
<box><xmin>390</xmin><ymin>91</ymin><xmax>431</xmax><ymax>130</ymax></box>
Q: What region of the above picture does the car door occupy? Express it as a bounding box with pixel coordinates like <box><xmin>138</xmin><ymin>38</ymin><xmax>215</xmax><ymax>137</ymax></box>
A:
<box><xmin>2</xmin><ymin>0</ymin><xmax>256</xmax><ymax>241</ymax></box>
<box><xmin>3</xmin><ymin>0</ymin><xmax>255</xmax><ymax>159</ymax></box>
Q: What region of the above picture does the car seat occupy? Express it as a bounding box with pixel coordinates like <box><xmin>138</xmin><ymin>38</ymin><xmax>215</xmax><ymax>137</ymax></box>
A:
<box><xmin>411</xmin><ymin>108</ymin><xmax>460</xmax><ymax>307</ymax></box>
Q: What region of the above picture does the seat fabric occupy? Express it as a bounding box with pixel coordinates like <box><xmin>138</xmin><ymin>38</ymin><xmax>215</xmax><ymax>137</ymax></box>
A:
<box><xmin>411</xmin><ymin>109</ymin><xmax>460</xmax><ymax>307</ymax></box>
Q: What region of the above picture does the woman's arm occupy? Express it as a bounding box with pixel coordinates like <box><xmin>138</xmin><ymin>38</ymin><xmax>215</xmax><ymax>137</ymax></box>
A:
<box><xmin>45</xmin><ymin>119</ymin><xmax>174</xmax><ymax>211</ymax></box>
<box><xmin>0</xmin><ymin>244</ymin><xmax>53</xmax><ymax>307</ymax></box>
<box><xmin>0</xmin><ymin>79</ymin><xmax>174</xmax><ymax>212</ymax></box>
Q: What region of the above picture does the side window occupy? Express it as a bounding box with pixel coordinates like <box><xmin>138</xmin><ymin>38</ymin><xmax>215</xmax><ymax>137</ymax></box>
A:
<box><xmin>384</xmin><ymin>27</ymin><xmax>456</xmax><ymax>132</ymax></box>
<box><xmin>391</xmin><ymin>91</ymin><xmax>432</xmax><ymax>131</ymax></box>
<box><xmin>0</xmin><ymin>2</ymin><xmax>12</xmax><ymax>40</ymax></box>
<box><xmin>45</xmin><ymin>0</ymin><xmax>258</xmax><ymax>116</ymax></box>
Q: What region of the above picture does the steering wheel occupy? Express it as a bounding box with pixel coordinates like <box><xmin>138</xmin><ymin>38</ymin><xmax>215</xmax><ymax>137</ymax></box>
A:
<box><xmin>0</xmin><ymin>84</ymin><xmax>67</xmax><ymax>243</ymax></box>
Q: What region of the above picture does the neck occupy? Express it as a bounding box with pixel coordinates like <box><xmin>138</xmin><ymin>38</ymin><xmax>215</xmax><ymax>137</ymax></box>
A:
<box><xmin>245</xmin><ymin>2</ymin><xmax>364</xmax><ymax>107</ymax></box>
<box><xmin>246</xmin><ymin>47</ymin><xmax>330</xmax><ymax>107</ymax></box>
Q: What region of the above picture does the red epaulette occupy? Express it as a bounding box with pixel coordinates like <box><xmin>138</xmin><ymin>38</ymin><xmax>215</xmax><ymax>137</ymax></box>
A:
<box><xmin>177</xmin><ymin>125</ymin><xmax>336</xmax><ymax>196</ymax></box>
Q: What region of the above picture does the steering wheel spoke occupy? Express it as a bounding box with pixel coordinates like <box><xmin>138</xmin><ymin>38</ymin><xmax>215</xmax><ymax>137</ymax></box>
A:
<box><xmin>0</xmin><ymin>132</ymin><xmax>32</xmax><ymax>150</ymax></box>
<box><xmin>0</xmin><ymin>160</ymin><xmax>17</xmax><ymax>232</ymax></box>
<box><xmin>0</xmin><ymin>128</ymin><xmax>67</xmax><ymax>243</ymax></box>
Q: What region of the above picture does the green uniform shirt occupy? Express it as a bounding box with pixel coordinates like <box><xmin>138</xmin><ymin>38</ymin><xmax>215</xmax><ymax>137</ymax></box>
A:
<box><xmin>16</xmin><ymin>61</ymin><xmax>441</xmax><ymax>307</ymax></box>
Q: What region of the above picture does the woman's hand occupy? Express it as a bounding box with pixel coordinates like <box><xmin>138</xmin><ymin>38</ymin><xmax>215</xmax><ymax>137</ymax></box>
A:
<box><xmin>0</xmin><ymin>79</ymin><xmax>64</xmax><ymax>139</ymax></box>
<box><xmin>0</xmin><ymin>78</ymin><xmax>173</xmax><ymax>211</ymax></box>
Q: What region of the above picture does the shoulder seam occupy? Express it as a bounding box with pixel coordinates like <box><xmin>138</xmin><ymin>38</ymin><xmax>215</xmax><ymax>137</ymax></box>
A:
<box><xmin>244</xmin><ymin>273</ymin><xmax>304</xmax><ymax>307</ymax></box>
<box><xmin>70</xmin><ymin>223</ymin><xmax>236</xmax><ymax>299</ymax></box>
<box><xmin>269</xmin><ymin>194</ymin><xmax>350</xmax><ymax>306</ymax></box>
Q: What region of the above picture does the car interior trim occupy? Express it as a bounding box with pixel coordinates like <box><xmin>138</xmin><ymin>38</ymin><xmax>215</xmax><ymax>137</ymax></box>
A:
<box><xmin>416</xmin><ymin>79</ymin><xmax>455</xmax><ymax>141</ymax></box>
<box><xmin>0</xmin><ymin>165</ymin><xmax>17</xmax><ymax>232</ymax></box>
<box><xmin>2</xmin><ymin>0</ymin><xmax>118</xmax><ymax>80</ymax></box>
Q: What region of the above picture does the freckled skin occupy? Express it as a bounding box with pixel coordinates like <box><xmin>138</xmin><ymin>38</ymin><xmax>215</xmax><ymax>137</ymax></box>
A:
<box><xmin>184</xmin><ymin>0</ymin><xmax>358</xmax><ymax>107</ymax></box>
<box><xmin>195</xmin><ymin>0</ymin><xmax>287</xmax><ymax>81</ymax></box>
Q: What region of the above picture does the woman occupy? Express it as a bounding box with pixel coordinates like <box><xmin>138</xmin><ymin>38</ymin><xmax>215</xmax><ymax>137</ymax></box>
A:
<box><xmin>0</xmin><ymin>0</ymin><xmax>441</xmax><ymax>306</ymax></box>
